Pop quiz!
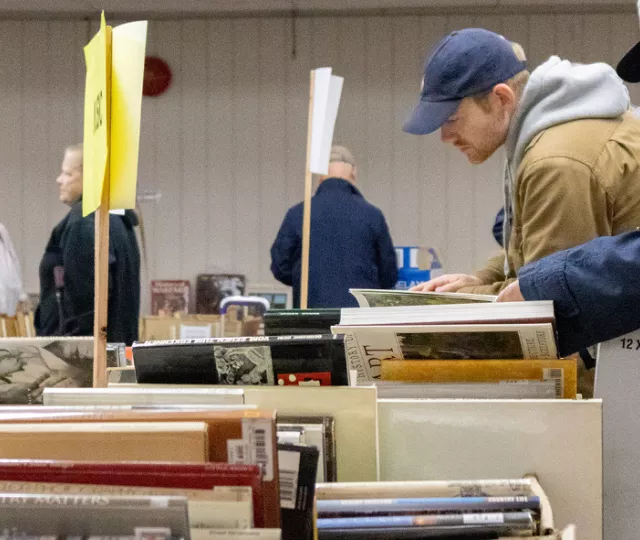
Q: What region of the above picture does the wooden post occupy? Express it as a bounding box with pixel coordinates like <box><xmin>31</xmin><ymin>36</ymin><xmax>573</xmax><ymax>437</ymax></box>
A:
<box><xmin>93</xmin><ymin>26</ymin><xmax>112</xmax><ymax>388</ymax></box>
<box><xmin>300</xmin><ymin>69</ymin><xmax>315</xmax><ymax>310</ymax></box>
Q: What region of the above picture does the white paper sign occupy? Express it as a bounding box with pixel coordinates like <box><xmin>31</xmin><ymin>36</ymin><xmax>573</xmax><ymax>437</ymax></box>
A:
<box><xmin>179</xmin><ymin>323</ymin><xmax>212</xmax><ymax>340</ymax></box>
<box><xmin>309</xmin><ymin>67</ymin><xmax>343</xmax><ymax>175</ymax></box>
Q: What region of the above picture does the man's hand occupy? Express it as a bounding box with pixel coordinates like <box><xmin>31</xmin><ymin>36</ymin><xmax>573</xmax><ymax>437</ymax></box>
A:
<box><xmin>496</xmin><ymin>279</ymin><xmax>525</xmax><ymax>302</ymax></box>
<box><xmin>409</xmin><ymin>274</ymin><xmax>483</xmax><ymax>293</ymax></box>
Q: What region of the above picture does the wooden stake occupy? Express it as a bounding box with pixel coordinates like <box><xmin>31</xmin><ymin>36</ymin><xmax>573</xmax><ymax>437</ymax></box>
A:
<box><xmin>300</xmin><ymin>69</ymin><xmax>315</xmax><ymax>310</ymax></box>
<box><xmin>93</xmin><ymin>26</ymin><xmax>112</xmax><ymax>388</ymax></box>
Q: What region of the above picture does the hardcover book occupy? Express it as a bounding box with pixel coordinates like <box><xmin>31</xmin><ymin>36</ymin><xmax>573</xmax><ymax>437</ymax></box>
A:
<box><xmin>334</xmin><ymin>324</ymin><xmax>558</xmax><ymax>381</ymax></box>
<box><xmin>151</xmin><ymin>280</ymin><xmax>191</xmax><ymax>316</ymax></box>
<box><xmin>0</xmin><ymin>337</ymin><xmax>109</xmax><ymax>404</ymax></box>
<box><xmin>196</xmin><ymin>274</ymin><xmax>246</xmax><ymax>314</ymax></box>
<box><xmin>132</xmin><ymin>335</ymin><xmax>349</xmax><ymax>386</ymax></box>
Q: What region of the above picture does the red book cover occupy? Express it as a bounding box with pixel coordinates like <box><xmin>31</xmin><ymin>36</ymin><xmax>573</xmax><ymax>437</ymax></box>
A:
<box><xmin>151</xmin><ymin>280</ymin><xmax>191</xmax><ymax>316</ymax></box>
<box><xmin>0</xmin><ymin>460</ymin><xmax>264</xmax><ymax>527</ymax></box>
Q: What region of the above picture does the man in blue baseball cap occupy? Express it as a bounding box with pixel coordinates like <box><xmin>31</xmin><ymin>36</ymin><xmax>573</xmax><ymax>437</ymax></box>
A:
<box><xmin>406</xmin><ymin>28</ymin><xmax>640</xmax><ymax>296</ymax></box>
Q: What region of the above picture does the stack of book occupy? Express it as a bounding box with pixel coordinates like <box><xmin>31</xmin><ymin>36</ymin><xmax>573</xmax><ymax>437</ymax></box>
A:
<box><xmin>0</xmin><ymin>404</ymin><xmax>298</xmax><ymax>539</ymax></box>
<box><xmin>332</xmin><ymin>289</ymin><xmax>575</xmax><ymax>399</ymax></box>
<box><xmin>314</xmin><ymin>477</ymin><xmax>571</xmax><ymax>540</ymax></box>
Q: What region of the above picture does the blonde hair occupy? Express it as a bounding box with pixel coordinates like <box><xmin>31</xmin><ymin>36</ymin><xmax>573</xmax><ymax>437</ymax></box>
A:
<box><xmin>65</xmin><ymin>143</ymin><xmax>83</xmax><ymax>171</ymax></box>
<box><xmin>472</xmin><ymin>41</ymin><xmax>530</xmax><ymax>110</ymax></box>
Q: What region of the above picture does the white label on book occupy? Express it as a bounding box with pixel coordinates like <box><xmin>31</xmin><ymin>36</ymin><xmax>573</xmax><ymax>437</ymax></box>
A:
<box><xmin>543</xmin><ymin>367</ymin><xmax>564</xmax><ymax>398</ymax></box>
<box><xmin>278</xmin><ymin>449</ymin><xmax>301</xmax><ymax>510</ymax></box>
<box><xmin>242</xmin><ymin>418</ymin><xmax>274</xmax><ymax>482</ymax></box>
<box><xmin>227</xmin><ymin>440</ymin><xmax>250</xmax><ymax>465</ymax></box>
<box><xmin>463</xmin><ymin>513</ymin><xmax>504</xmax><ymax>525</ymax></box>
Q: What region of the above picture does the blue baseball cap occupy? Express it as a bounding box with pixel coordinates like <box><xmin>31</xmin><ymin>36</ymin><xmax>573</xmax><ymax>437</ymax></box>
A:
<box><xmin>403</xmin><ymin>28</ymin><xmax>527</xmax><ymax>135</ymax></box>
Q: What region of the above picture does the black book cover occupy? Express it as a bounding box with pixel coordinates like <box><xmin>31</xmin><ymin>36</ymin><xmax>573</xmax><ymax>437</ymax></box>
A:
<box><xmin>132</xmin><ymin>334</ymin><xmax>348</xmax><ymax>386</ymax></box>
<box><xmin>278</xmin><ymin>442</ymin><xmax>319</xmax><ymax>540</ymax></box>
<box><xmin>264</xmin><ymin>309</ymin><xmax>341</xmax><ymax>336</ymax></box>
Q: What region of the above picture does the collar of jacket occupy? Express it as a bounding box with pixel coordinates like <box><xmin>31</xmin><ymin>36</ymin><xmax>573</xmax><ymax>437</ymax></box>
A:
<box><xmin>316</xmin><ymin>177</ymin><xmax>363</xmax><ymax>198</ymax></box>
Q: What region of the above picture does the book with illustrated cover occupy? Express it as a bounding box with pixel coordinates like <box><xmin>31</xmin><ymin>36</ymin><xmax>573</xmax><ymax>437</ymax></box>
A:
<box><xmin>0</xmin><ymin>460</ymin><xmax>262</xmax><ymax>530</ymax></box>
<box><xmin>132</xmin><ymin>335</ymin><xmax>348</xmax><ymax>386</ymax></box>
<box><xmin>0</xmin><ymin>337</ymin><xmax>115</xmax><ymax>404</ymax></box>
<box><xmin>151</xmin><ymin>280</ymin><xmax>191</xmax><ymax>316</ymax></box>
<box><xmin>196</xmin><ymin>274</ymin><xmax>246</xmax><ymax>314</ymax></box>
<box><xmin>350</xmin><ymin>288</ymin><xmax>496</xmax><ymax>308</ymax></box>
<box><xmin>334</xmin><ymin>324</ymin><xmax>558</xmax><ymax>381</ymax></box>
<box><xmin>339</xmin><ymin>301</ymin><xmax>555</xmax><ymax>327</ymax></box>
<box><xmin>0</xmin><ymin>493</ymin><xmax>190</xmax><ymax>535</ymax></box>
<box><xmin>264</xmin><ymin>309</ymin><xmax>341</xmax><ymax>336</ymax></box>
<box><xmin>379</xmin><ymin>358</ymin><xmax>577</xmax><ymax>399</ymax></box>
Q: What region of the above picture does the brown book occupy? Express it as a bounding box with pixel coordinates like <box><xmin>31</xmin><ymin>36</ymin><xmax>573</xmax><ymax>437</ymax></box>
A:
<box><xmin>0</xmin><ymin>421</ymin><xmax>208</xmax><ymax>462</ymax></box>
<box><xmin>196</xmin><ymin>274</ymin><xmax>246</xmax><ymax>314</ymax></box>
<box><xmin>0</xmin><ymin>407</ymin><xmax>279</xmax><ymax>528</ymax></box>
<box><xmin>151</xmin><ymin>279</ymin><xmax>191</xmax><ymax>316</ymax></box>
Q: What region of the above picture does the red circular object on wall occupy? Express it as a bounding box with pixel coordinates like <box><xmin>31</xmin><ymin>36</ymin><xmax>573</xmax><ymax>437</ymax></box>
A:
<box><xmin>143</xmin><ymin>56</ymin><xmax>172</xmax><ymax>97</ymax></box>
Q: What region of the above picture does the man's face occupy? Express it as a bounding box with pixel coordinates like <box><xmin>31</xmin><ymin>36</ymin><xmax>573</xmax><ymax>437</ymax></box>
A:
<box><xmin>56</xmin><ymin>150</ymin><xmax>83</xmax><ymax>205</ymax></box>
<box><xmin>439</xmin><ymin>95</ymin><xmax>510</xmax><ymax>164</ymax></box>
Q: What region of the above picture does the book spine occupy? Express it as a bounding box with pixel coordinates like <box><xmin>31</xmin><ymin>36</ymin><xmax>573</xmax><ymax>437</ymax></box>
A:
<box><xmin>316</xmin><ymin>496</ymin><xmax>540</xmax><ymax>515</ymax></box>
<box><xmin>317</xmin><ymin>511</ymin><xmax>534</xmax><ymax>529</ymax></box>
<box><xmin>315</xmin><ymin>479</ymin><xmax>533</xmax><ymax>500</ymax></box>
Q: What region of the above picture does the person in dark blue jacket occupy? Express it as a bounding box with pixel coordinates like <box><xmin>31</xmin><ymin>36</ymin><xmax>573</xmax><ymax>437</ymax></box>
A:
<box><xmin>270</xmin><ymin>145</ymin><xmax>398</xmax><ymax>308</ymax></box>
<box><xmin>498</xmin><ymin>232</ymin><xmax>640</xmax><ymax>356</ymax></box>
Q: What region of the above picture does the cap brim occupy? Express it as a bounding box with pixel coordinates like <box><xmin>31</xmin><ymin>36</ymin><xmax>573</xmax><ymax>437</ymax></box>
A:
<box><xmin>402</xmin><ymin>99</ymin><xmax>461</xmax><ymax>135</ymax></box>
<box><xmin>617</xmin><ymin>40</ymin><xmax>640</xmax><ymax>83</ymax></box>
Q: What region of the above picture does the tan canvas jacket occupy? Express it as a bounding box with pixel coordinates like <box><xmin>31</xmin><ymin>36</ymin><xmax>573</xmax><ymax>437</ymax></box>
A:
<box><xmin>460</xmin><ymin>111</ymin><xmax>640</xmax><ymax>295</ymax></box>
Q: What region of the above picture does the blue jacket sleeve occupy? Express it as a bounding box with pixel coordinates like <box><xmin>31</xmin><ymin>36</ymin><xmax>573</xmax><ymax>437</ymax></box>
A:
<box><xmin>519</xmin><ymin>231</ymin><xmax>640</xmax><ymax>356</ymax></box>
<box><xmin>270</xmin><ymin>209</ymin><xmax>300</xmax><ymax>287</ymax></box>
<box><xmin>375</xmin><ymin>213</ymin><xmax>398</xmax><ymax>289</ymax></box>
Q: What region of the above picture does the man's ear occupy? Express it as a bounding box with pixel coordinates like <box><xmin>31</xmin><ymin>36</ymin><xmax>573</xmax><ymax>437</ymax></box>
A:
<box><xmin>351</xmin><ymin>165</ymin><xmax>358</xmax><ymax>182</ymax></box>
<box><xmin>492</xmin><ymin>83</ymin><xmax>517</xmax><ymax>112</ymax></box>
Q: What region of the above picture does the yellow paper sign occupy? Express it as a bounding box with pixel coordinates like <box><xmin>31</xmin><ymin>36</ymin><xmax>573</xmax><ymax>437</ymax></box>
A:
<box><xmin>110</xmin><ymin>21</ymin><xmax>148</xmax><ymax>210</ymax></box>
<box><xmin>82</xmin><ymin>12</ymin><xmax>109</xmax><ymax>217</ymax></box>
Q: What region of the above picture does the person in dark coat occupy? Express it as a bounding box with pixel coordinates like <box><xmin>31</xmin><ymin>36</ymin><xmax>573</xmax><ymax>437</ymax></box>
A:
<box><xmin>34</xmin><ymin>144</ymin><xmax>141</xmax><ymax>345</ymax></box>
<box><xmin>270</xmin><ymin>145</ymin><xmax>398</xmax><ymax>308</ymax></box>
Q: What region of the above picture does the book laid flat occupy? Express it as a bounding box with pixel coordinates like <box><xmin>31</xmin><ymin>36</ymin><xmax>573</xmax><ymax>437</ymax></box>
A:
<box><xmin>132</xmin><ymin>335</ymin><xmax>348</xmax><ymax>386</ymax></box>
<box><xmin>0</xmin><ymin>407</ymin><xmax>279</xmax><ymax>528</ymax></box>
<box><xmin>334</xmin><ymin>323</ymin><xmax>558</xmax><ymax>381</ymax></box>
<box><xmin>379</xmin><ymin>359</ymin><xmax>577</xmax><ymax>399</ymax></box>
<box><xmin>0</xmin><ymin>460</ymin><xmax>261</xmax><ymax>529</ymax></box>
<box><xmin>350</xmin><ymin>288</ymin><xmax>496</xmax><ymax>308</ymax></box>
<box><xmin>338</xmin><ymin>301</ymin><xmax>555</xmax><ymax>327</ymax></box>
<box><xmin>0</xmin><ymin>492</ymin><xmax>190</xmax><ymax>535</ymax></box>
<box><xmin>0</xmin><ymin>421</ymin><xmax>209</xmax><ymax>462</ymax></box>
<box><xmin>264</xmin><ymin>309</ymin><xmax>341</xmax><ymax>336</ymax></box>
<box><xmin>315</xmin><ymin>477</ymin><xmax>547</xmax><ymax>540</ymax></box>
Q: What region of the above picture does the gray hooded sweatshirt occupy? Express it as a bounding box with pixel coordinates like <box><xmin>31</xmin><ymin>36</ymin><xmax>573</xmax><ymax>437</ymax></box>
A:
<box><xmin>501</xmin><ymin>55</ymin><xmax>630</xmax><ymax>272</ymax></box>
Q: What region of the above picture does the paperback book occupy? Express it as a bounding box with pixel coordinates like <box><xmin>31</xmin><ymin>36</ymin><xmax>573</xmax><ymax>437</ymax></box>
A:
<box><xmin>350</xmin><ymin>289</ymin><xmax>496</xmax><ymax>308</ymax></box>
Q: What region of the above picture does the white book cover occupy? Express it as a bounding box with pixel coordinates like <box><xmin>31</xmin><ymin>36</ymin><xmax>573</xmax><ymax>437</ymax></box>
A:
<box><xmin>334</xmin><ymin>323</ymin><xmax>558</xmax><ymax>381</ymax></box>
<box><xmin>339</xmin><ymin>301</ymin><xmax>555</xmax><ymax>327</ymax></box>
